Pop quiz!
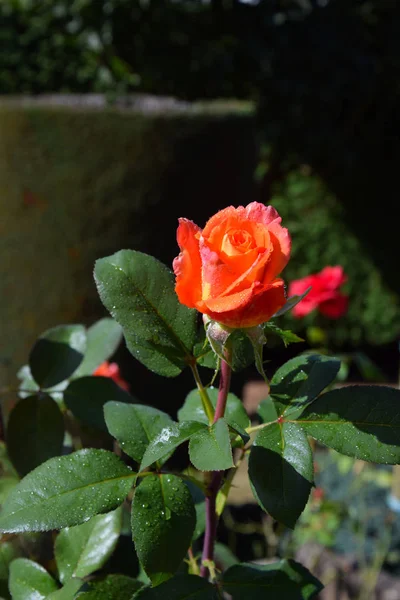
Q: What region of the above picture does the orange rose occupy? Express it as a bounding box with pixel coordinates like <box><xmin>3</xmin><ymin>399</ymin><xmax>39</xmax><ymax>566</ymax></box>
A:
<box><xmin>173</xmin><ymin>203</ymin><xmax>291</xmax><ymax>328</ymax></box>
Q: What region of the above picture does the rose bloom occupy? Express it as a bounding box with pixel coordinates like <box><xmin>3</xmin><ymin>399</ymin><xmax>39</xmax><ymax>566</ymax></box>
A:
<box><xmin>93</xmin><ymin>361</ymin><xmax>130</xmax><ymax>391</ymax></box>
<box><xmin>289</xmin><ymin>266</ymin><xmax>348</xmax><ymax>319</ymax></box>
<box><xmin>173</xmin><ymin>202</ymin><xmax>291</xmax><ymax>328</ymax></box>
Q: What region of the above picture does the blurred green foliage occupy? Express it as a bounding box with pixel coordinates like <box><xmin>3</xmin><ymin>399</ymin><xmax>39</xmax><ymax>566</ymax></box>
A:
<box><xmin>271</xmin><ymin>167</ymin><xmax>400</xmax><ymax>346</ymax></box>
<box><xmin>0</xmin><ymin>0</ymin><xmax>138</xmax><ymax>94</ymax></box>
<box><xmin>1</xmin><ymin>0</ymin><xmax>400</xmax><ymax>346</ymax></box>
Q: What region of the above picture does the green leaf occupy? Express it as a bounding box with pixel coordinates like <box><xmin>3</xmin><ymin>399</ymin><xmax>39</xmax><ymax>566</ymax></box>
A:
<box><xmin>17</xmin><ymin>365</ymin><xmax>39</xmax><ymax>398</ymax></box>
<box><xmin>133</xmin><ymin>575</ymin><xmax>218</xmax><ymax>599</ymax></box>
<box><xmin>64</xmin><ymin>376</ymin><xmax>133</xmax><ymax>431</ymax></box>
<box><xmin>140</xmin><ymin>421</ymin><xmax>207</xmax><ymax>471</ymax></box>
<box><xmin>272</xmin><ymin>288</ymin><xmax>311</xmax><ymax>318</ymax></box>
<box><xmin>6</xmin><ymin>395</ymin><xmax>64</xmax><ymax>477</ymax></box>
<box><xmin>131</xmin><ymin>474</ymin><xmax>196</xmax><ymax>586</ymax></box>
<box><xmin>222</xmin><ymin>559</ymin><xmax>323</xmax><ymax>599</ymax></box>
<box><xmin>0</xmin><ymin>449</ymin><xmax>135</xmax><ymax>533</ymax></box>
<box><xmin>47</xmin><ymin>578</ymin><xmax>84</xmax><ymax>599</ymax></box>
<box><xmin>74</xmin><ymin>318</ymin><xmax>123</xmax><ymax>377</ymax></box>
<box><xmin>29</xmin><ymin>325</ymin><xmax>86</xmax><ymax>388</ymax></box>
<box><xmin>193</xmin><ymin>334</ymin><xmax>218</xmax><ymax>370</ymax></box>
<box><xmin>228</xmin><ymin>421</ymin><xmax>250</xmax><ymax>445</ymax></box>
<box><xmin>352</xmin><ymin>352</ymin><xmax>386</xmax><ymax>383</ymax></box>
<box><xmin>202</xmin><ymin>323</ymin><xmax>255</xmax><ymax>372</ymax></box>
<box><xmin>104</xmin><ymin>402</ymin><xmax>174</xmax><ymax>465</ymax></box>
<box><xmin>244</xmin><ymin>326</ymin><xmax>268</xmax><ymax>381</ymax></box>
<box><xmin>299</xmin><ymin>385</ymin><xmax>400</xmax><ymax>464</ymax></box>
<box><xmin>0</xmin><ymin>539</ymin><xmax>22</xmax><ymax>599</ymax></box>
<box><xmin>178</xmin><ymin>388</ymin><xmax>250</xmax><ymax>430</ymax></box>
<box><xmin>94</xmin><ymin>250</ymin><xmax>197</xmax><ymax>377</ymax></box>
<box><xmin>270</xmin><ymin>354</ymin><xmax>341</xmax><ymax>417</ymax></box>
<box><xmin>76</xmin><ymin>575</ymin><xmax>142</xmax><ymax>599</ymax></box>
<box><xmin>214</xmin><ymin>543</ymin><xmax>239</xmax><ymax>570</ymax></box>
<box><xmin>189</xmin><ymin>419</ymin><xmax>234</xmax><ymax>471</ymax></box>
<box><xmin>9</xmin><ymin>558</ymin><xmax>58</xmax><ymax>600</ymax></box>
<box><xmin>17</xmin><ymin>365</ymin><xmax>68</xmax><ymax>403</ymax></box>
<box><xmin>248</xmin><ymin>423</ymin><xmax>313</xmax><ymax>528</ymax></box>
<box><xmin>264</xmin><ymin>322</ymin><xmax>303</xmax><ymax>347</ymax></box>
<box><xmin>55</xmin><ymin>509</ymin><xmax>122</xmax><ymax>583</ymax></box>
<box><xmin>257</xmin><ymin>397</ymin><xmax>278</xmax><ymax>424</ymax></box>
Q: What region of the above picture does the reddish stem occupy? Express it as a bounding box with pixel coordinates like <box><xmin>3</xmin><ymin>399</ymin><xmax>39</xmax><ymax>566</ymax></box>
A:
<box><xmin>213</xmin><ymin>359</ymin><xmax>231</xmax><ymax>423</ymax></box>
<box><xmin>200</xmin><ymin>358</ymin><xmax>232</xmax><ymax>578</ymax></box>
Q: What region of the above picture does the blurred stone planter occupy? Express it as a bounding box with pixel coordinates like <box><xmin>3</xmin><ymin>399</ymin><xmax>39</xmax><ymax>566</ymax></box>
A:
<box><xmin>0</xmin><ymin>94</ymin><xmax>256</xmax><ymax>387</ymax></box>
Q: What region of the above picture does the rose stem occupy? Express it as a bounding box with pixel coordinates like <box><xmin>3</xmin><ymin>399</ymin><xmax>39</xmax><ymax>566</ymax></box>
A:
<box><xmin>200</xmin><ymin>357</ymin><xmax>232</xmax><ymax>578</ymax></box>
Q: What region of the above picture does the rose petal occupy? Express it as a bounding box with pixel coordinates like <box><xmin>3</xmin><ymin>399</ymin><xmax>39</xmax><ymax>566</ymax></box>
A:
<box><xmin>173</xmin><ymin>218</ymin><xmax>203</xmax><ymax>308</ymax></box>
<box><xmin>319</xmin><ymin>266</ymin><xmax>347</xmax><ymax>290</ymax></box>
<box><xmin>205</xmin><ymin>279</ymin><xmax>286</xmax><ymax>328</ymax></box>
<box><xmin>245</xmin><ymin>203</ymin><xmax>291</xmax><ymax>279</ymax></box>
<box><xmin>245</xmin><ymin>202</ymin><xmax>282</xmax><ymax>226</ymax></box>
<box><xmin>319</xmin><ymin>293</ymin><xmax>349</xmax><ymax>319</ymax></box>
<box><xmin>200</xmin><ymin>243</ymin><xmax>271</xmax><ymax>303</ymax></box>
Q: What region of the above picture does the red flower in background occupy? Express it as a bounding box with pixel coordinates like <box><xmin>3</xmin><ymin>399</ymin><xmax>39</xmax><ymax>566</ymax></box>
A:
<box><xmin>289</xmin><ymin>266</ymin><xmax>348</xmax><ymax>319</ymax></box>
<box><xmin>93</xmin><ymin>361</ymin><xmax>130</xmax><ymax>391</ymax></box>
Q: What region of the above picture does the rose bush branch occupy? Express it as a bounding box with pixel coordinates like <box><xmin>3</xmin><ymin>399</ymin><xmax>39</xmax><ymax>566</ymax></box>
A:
<box><xmin>1</xmin><ymin>202</ymin><xmax>399</xmax><ymax>599</ymax></box>
<box><xmin>200</xmin><ymin>357</ymin><xmax>232</xmax><ymax>579</ymax></box>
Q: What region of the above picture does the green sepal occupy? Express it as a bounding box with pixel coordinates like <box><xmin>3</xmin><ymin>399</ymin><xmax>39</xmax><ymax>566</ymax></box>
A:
<box><xmin>264</xmin><ymin>322</ymin><xmax>303</xmax><ymax>347</ymax></box>
<box><xmin>272</xmin><ymin>288</ymin><xmax>311</xmax><ymax>318</ymax></box>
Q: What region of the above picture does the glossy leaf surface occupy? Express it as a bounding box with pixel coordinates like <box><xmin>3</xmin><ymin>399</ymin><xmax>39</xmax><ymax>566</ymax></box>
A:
<box><xmin>9</xmin><ymin>559</ymin><xmax>58</xmax><ymax>600</ymax></box>
<box><xmin>55</xmin><ymin>509</ymin><xmax>122</xmax><ymax>582</ymax></box>
<box><xmin>76</xmin><ymin>575</ymin><xmax>142</xmax><ymax>599</ymax></box>
<box><xmin>140</xmin><ymin>421</ymin><xmax>206</xmax><ymax>471</ymax></box>
<box><xmin>270</xmin><ymin>354</ymin><xmax>340</xmax><ymax>417</ymax></box>
<box><xmin>104</xmin><ymin>402</ymin><xmax>174</xmax><ymax>464</ymax></box>
<box><xmin>131</xmin><ymin>474</ymin><xmax>196</xmax><ymax>585</ymax></box>
<box><xmin>94</xmin><ymin>250</ymin><xmax>197</xmax><ymax>377</ymax></box>
<box><xmin>249</xmin><ymin>423</ymin><xmax>313</xmax><ymax>528</ymax></box>
<box><xmin>178</xmin><ymin>388</ymin><xmax>250</xmax><ymax>429</ymax></box>
<box><xmin>0</xmin><ymin>450</ymin><xmax>134</xmax><ymax>533</ymax></box>
<box><xmin>189</xmin><ymin>419</ymin><xmax>234</xmax><ymax>471</ymax></box>
<box><xmin>73</xmin><ymin>318</ymin><xmax>123</xmax><ymax>377</ymax></box>
<box><xmin>300</xmin><ymin>385</ymin><xmax>400</xmax><ymax>463</ymax></box>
